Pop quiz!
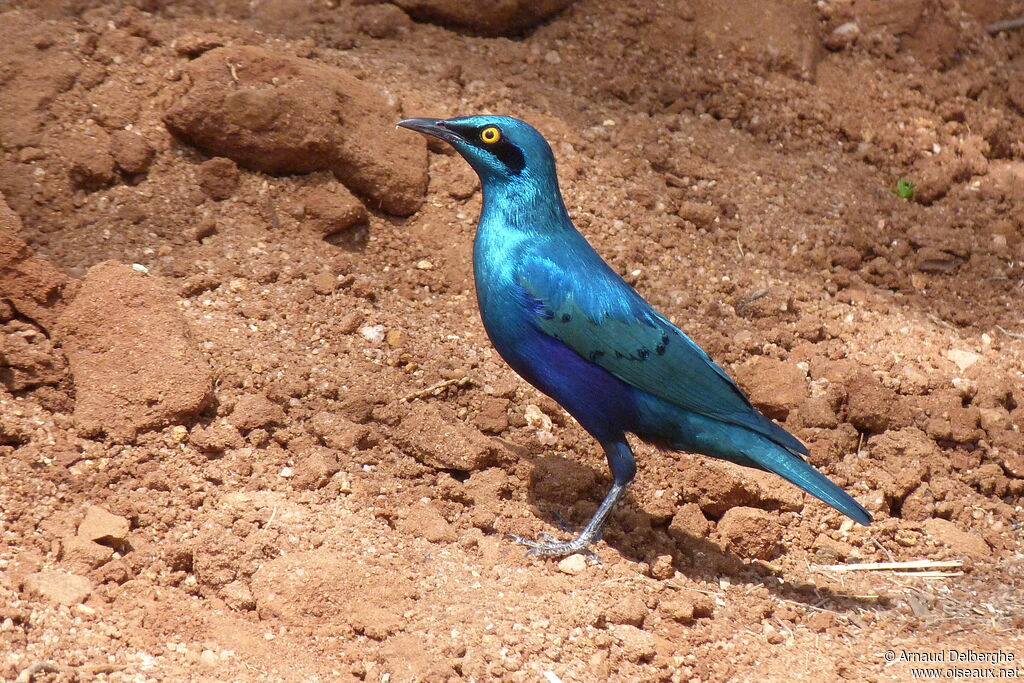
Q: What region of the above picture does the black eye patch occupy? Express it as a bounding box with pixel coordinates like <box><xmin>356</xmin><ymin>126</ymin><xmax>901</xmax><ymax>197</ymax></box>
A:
<box><xmin>487</xmin><ymin>137</ymin><xmax>525</xmax><ymax>174</ymax></box>
<box><xmin>440</xmin><ymin>121</ymin><xmax>526</xmax><ymax>174</ymax></box>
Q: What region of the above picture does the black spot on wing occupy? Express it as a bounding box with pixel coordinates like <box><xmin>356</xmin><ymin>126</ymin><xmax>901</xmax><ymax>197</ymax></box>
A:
<box><xmin>561</xmin><ymin>313</ymin><xmax>571</xmax><ymax>322</ymax></box>
<box><xmin>588</xmin><ymin>350</ymin><xmax>605</xmax><ymax>362</ymax></box>
<box><xmin>638</xmin><ymin>349</ymin><xmax>650</xmax><ymax>360</ymax></box>
<box><xmin>654</xmin><ymin>333</ymin><xmax>670</xmax><ymax>356</ymax></box>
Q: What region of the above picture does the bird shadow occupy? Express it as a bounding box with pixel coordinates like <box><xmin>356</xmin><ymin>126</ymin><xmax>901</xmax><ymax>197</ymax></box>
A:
<box><xmin>519</xmin><ymin>453</ymin><xmax>888</xmax><ymax>614</ymax></box>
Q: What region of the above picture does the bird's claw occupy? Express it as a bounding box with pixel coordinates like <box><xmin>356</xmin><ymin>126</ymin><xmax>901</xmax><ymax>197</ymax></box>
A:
<box><xmin>504</xmin><ymin>532</ymin><xmax>601</xmax><ymax>562</ymax></box>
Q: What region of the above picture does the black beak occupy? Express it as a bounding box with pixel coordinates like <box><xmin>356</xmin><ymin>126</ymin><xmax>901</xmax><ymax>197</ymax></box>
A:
<box><xmin>396</xmin><ymin>118</ymin><xmax>466</xmax><ymax>146</ymax></box>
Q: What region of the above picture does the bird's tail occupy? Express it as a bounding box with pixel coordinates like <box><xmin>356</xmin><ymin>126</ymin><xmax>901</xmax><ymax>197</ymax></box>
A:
<box><xmin>752</xmin><ymin>442</ymin><xmax>872</xmax><ymax>526</ymax></box>
<box><xmin>636</xmin><ymin>398</ymin><xmax>872</xmax><ymax>525</ymax></box>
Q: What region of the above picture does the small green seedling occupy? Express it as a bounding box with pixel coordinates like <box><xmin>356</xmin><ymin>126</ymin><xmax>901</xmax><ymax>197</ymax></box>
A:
<box><xmin>892</xmin><ymin>178</ymin><xmax>915</xmax><ymax>200</ymax></box>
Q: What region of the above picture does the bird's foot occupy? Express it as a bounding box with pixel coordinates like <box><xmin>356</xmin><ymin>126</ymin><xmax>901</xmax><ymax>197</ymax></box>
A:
<box><xmin>505</xmin><ymin>532</ymin><xmax>601</xmax><ymax>561</ymax></box>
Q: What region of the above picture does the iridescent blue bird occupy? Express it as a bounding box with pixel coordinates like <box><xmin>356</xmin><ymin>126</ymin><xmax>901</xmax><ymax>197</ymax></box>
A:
<box><xmin>397</xmin><ymin>115</ymin><xmax>871</xmax><ymax>557</ymax></box>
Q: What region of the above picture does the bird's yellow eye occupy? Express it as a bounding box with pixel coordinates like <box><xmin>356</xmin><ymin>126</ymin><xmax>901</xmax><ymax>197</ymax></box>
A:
<box><xmin>480</xmin><ymin>126</ymin><xmax>501</xmax><ymax>144</ymax></box>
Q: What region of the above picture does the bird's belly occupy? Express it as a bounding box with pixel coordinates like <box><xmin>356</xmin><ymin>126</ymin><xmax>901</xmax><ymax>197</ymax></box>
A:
<box><xmin>479</xmin><ymin>305</ymin><xmax>640</xmax><ymax>442</ymax></box>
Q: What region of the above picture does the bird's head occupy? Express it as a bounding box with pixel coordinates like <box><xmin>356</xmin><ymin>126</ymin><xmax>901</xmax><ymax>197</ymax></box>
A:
<box><xmin>397</xmin><ymin>115</ymin><xmax>557</xmax><ymax>187</ymax></box>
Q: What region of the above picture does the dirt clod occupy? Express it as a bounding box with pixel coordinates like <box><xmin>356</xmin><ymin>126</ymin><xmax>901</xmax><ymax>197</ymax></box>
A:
<box><xmin>77</xmin><ymin>505</ymin><xmax>130</xmax><ymax>546</ymax></box>
<box><xmin>21</xmin><ymin>570</ymin><xmax>93</xmax><ymax>606</ymax></box>
<box><xmin>164</xmin><ymin>46</ymin><xmax>428</xmax><ymax>216</ymax></box>
<box><xmin>717</xmin><ymin>506</ymin><xmax>783</xmax><ymax>560</ymax></box>
<box><xmin>197</xmin><ymin>157</ymin><xmax>241</xmax><ymax>201</ymax></box>
<box><xmin>55</xmin><ymin>261</ymin><xmax>212</xmax><ymax>441</ymax></box>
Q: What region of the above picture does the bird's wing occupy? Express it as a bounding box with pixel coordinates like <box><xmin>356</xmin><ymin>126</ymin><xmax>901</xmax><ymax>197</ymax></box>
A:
<box><xmin>516</xmin><ymin>257</ymin><xmax>807</xmax><ymax>454</ymax></box>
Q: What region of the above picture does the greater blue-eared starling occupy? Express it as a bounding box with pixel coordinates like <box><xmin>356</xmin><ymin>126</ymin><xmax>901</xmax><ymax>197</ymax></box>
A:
<box><xmin>397</xmin><ymin>115</ymin><xmax>871</xmax><ymax>557</ymax></box>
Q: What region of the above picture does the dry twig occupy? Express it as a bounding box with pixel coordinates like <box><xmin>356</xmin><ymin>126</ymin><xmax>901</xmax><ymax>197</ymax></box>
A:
<box><xmin>988</xmin><ymin>16</ymin><xmax>1024</xmax><ymax>34</ymax></box>
<box><xmin>399</xmin><ymin>377</ymin><xmax>474</xmax><ymax>402</ymax></box>
<box><xmin>812</xmin><ymin>559</ymin><xmax>963</xmax><ymax>573</ymax></box>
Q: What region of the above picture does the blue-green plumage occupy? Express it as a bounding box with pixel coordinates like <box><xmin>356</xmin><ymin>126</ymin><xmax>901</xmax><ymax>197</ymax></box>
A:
<box><xmin>398</xmin><ymin>115</ymin><xmax>871</xmax><ymax>557</ymax></box>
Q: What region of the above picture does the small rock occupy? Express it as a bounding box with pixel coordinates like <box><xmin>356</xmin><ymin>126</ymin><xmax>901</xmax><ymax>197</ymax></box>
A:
<box><xmin>900</xmin><ymin>483</ymin><xmax>936</xmax><ymax>522</ymax></box>
<box><xmin>352</xmin><ymin>605</ymin><xmax>403</xmax><ymax>640</ymax></box>
<box><xmin>734</xmin><ymin>356</ymin><xmax>807</xmax><ymax>421</ymax></box>
<box><xmin>22</xmin><ymin>570</ymin><xmax>93</xmax><ymax>605</ymax></box>
<box><xmin>189</xmin><ymin>422</ymin><xmax>244</xmax><ymax>454</ymax></box>
<box><xmin>667</xmin><ymin>502</ymin><xmax>711</xmax><ymax>540</ymax></box>
<box><xmin>603</xmin><ymin>595</ymin><xmax>647</xmax><ymax>626</ymax></box>
<box><xmin>615</xmin><ymin>624</ymin><xmax>657</xmax><ymax>663</ymax></box>
<box><xmin>395</xmin><ymin>402</ymin><xmax>496</xmax><ymax>471</ymax></box>
<box><xmin>764</xmin><ymin>623</ymin><xmax>785</xmax><ymax>644</ymax></box>
<box><xmin>77</xmin><ymin>505</ymin><xmax>130</xmax><ymax>546</ymax></box>
<box><xmin>300</xmin><ymin>185</ymin><xmax>368</xmax><ymax>237</ymax></box>
<box><xmin>197</xmin><ymin>157</ymin><xmax>240</xmax><ymax>200</ymax></box>
<box><xmin>59</xmin><ymin>536</ymin><xmax>114</xmax><ymax>573</ymax></box>
<box><xmin>473</xmin><ymin>397</ymin><xmax>510</xmax><ymax>434</ymax></box>
<box><xmin>0</xmin><ymin>196</ymin><xmax>75</xmax><ymax>332</ymax></box>
<box><xmin>824</xmin><ymin>21</ymin><xmax>859</xmax><ymax>50</ymax></box>
<box><xmin>999</xmin><ymin>448</ymin><xmax>1024</xmax><ymax>479</ymax></box>
<box><xmin>199</xmin><ymin>650</ymin><xmax>219</xmax><ymax>668</ymax></box>
<box><xmin>309</xmin><ymin>412</ymin><xmax>368</xmax><ymax>450</ymax></box>
<box><xmin>0</xmin><ymin>319</ymin><xmax>68</xmax><ymax>390</ymax></box>
<box><xmin>946</xmin><ymin>349</ymin><xmax>981</xmax><ymax>373</ymax></box>
<box><xmin>911</xmin><ymin>153</ymin><xmax>955</xmax><ymax>205</ymax></box>
<box><xmin>717</xmin><ymin>506</ymin><xmax>783</xmax><ymax>560</ymax></box>
<box><xmin>797</xmin><ymin>395</ymin><xmax>839</xmax><ymax>429</ymax></box>
<box><xmin>228</xmin><ymin>394</ymin><xmax>285</xmax><ymax>432</ymax></box>
<box><xmin>845</xmin><ymin>371</ymin><xmax>907</xmax><ymax>433</ymax></box>
<box><xmin>221</xmin><ymin>579</ymin><xmax>256</xmax><ymax>610</ymax></box>
<box><xmin>65</xmin><ymin>131</ymin><xmax>117</xmax><ymax>191</ymax></box>
<box><xmin>649</xmin><ymin>554</ymin><xmax>674</xmax><ymax>580</ymax></box>
<box><xmin>291</xmin><ymin>447</ymin><xmax>341</xmax><ymax>490</ymax></box>
<box><xmin>679</xmin><ymin>463</ymin><xmax>760</xmax><ymax>518</ymax></box>
<box><xmin>109</xmin><ymin>130</ymin><xmax>154</xmax><ymax>175</ymax></box>
<box><xmin>660</xmin><ymin>593</ymin><xmax>714</xmax><ymax>624</ymax></box>
<box><xmin>309</xmin><ymin>271</ymin><xmax>337</xmax><ymax>295</ymax></box>
<box><xmin>923</xmin><ymin>518</ymin><xmax>991</xmax><ymax>559</ymax></box>
<box><xmin>359</xmin><ymin>324</ymin><xmax>386</xmax><ymax>343</ymax></box>
<box><xmin>355</xmin><ymin>3</ymin><xmax>413</xmax><ymax>38</ymax></box>
<box><xmin>398</xmin><ymin>502</ymin><xmax>456</xmax><ymax>543</ymax></box>
<box><xmin>676</xmin><ymin>201</ymin><xmax>720</xmax><ymax>229</ymax></box>
<box><xmin>557</xmin><ymin>554</ymin><xmax>588</xmax><ymax>575</ymax></box>
<box><xmin>830</xmin><ymin>245</ymin><xmax>863</xmax><ymax>270</ymax></box>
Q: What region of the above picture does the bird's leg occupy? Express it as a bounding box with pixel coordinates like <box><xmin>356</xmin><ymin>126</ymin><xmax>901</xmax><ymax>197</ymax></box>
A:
<box><xmin>507</xmin><ymin>441</ymin><xmax>636</xmax><ymax>558</ymax></box>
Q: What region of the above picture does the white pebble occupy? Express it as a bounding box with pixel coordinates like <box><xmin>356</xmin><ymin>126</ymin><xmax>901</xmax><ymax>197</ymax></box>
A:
<box><xmin>359</xmin><ymin>325</ymin><xmax>386</xmax><ymax>343</ymax></box>
<box><xmin>557</xmin><ymin>554</ymin><xmax>587</xmax><ymax>575</ymax></box>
